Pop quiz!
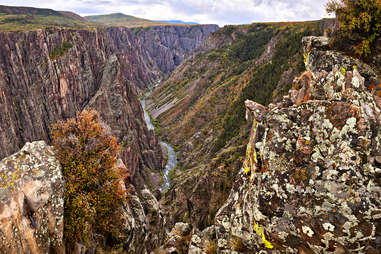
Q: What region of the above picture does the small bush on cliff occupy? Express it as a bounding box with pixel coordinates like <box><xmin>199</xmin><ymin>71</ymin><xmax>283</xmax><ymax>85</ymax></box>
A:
<box><xmin>51</xmin><ymin>110</ymin><xmax>128</xmax><ymax>251</ymax></box>
<box><xmin>326</xmin><ymin>0</ymin><xmax>380</xmax><ymax>57</ymax></box>
<box><xmin>49</xmin><ymin>40</ymin><xmax>73</xmax><ymax>59</ymax></box>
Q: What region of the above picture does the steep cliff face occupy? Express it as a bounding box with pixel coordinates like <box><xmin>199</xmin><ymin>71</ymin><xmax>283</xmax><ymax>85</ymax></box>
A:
<box><xmin>0</xmin><ymin>28</ymin><xmax>162</xmax><ymax>182</ymax></box>
<box><xmin>133</xmin><ymin>25</ymin><xmax>218</xmax><ymax>74</ymax></box>
<box><xmin>160</xmin><ymin>37</ymin><xmax>380</xmax><ymax>254</ymax></box>
<box><xmin>0</xmin><ymin>25</ymin><xmax>216</xmax><ymax>188</ymax></box>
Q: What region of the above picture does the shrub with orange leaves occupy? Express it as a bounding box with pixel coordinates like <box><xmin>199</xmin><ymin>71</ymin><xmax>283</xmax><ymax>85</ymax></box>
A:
<box><xmin>50</xmin><ymin>110</ymin><xmax>129</xmax><ymax>251</ymax></box>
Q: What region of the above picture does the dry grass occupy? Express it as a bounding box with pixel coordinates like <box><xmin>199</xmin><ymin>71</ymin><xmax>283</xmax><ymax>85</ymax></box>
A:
<box><xmin>231</xmin><ymin>236</ymin><xmax>249</xmax><ymax>252</ymax></box>
<box><xmin>205</xmin><ymin>239</ymin><xmax>217</xmax><ymax>254</ymax></box>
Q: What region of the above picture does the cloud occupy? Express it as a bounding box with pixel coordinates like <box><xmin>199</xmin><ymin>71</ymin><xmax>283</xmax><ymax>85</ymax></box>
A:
<box><xmin>0</xmin><ymin>0</ymin><xmax>331</xmax><ymax>26</ymax></box>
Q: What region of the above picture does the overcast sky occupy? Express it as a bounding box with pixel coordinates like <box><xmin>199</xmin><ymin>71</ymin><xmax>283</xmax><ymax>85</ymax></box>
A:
<box><xmin>0</xmin><ymin>0</ymin><xmax>331</xmax><ymax>26</ymax></box>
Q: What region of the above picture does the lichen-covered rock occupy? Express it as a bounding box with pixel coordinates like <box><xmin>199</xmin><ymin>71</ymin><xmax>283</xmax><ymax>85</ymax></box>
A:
<box><xmin>210</xmin><ymin>37</ymin><xmax>381</xmax><ymax>253</ymax></box>
<box><xmin>121</xmin><ymin>187</ymin><xmax>166</xmax><ymax>254</ymax></box>
<box><xmin>0</xmin><ymin>142</ymin><xmax>166</xmax><ymax>254</ymax></box>
<box><xmin>0</xmin><ymin>141</ymin><xmax>64</xmax><ymax>254</ymax></box>
<box><xmin>303</xmin><ymin>36</ymin><xmax>379</xmax><ymax>83</ymax></box>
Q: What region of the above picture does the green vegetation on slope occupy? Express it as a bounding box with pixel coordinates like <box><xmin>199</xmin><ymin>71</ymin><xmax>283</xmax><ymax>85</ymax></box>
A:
<box><xmin>0</xmin><ymin>5</ymin><xmax>200</xmax><ymax>31</ymax></box>
<box><xmin>326</xmin><ymin>0</ymin><xmax>380</xmax><ymax>57</ymax></box>
<box><xmin>49</xmin><ymin>41</ymin><xmax>73</xmax><ymax>59</ymax></box>
<box><xmin>148</xmin><ymin>21</ymin><xmax>324</xmax><ymax>229</ymax></box>
<box><xmin>86</xmin><ymin>13</ymin><xmax>190</xmax><ymax>28</ymax></box>
<box><xmin>0</xmin><ymin>5</ymin><xmax>94</xmax><ymax>31</ymax></box>
<box><xmin>214</xmin><ymin>23</ymin><xmax>318</xmax><ymax>152</ymax></box>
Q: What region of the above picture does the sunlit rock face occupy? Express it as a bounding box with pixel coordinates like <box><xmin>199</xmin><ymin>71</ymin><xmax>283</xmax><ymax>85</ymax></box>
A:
<box><xmin>0</xmin><ymin>141</ymin><xmax>65</xmax><ymax>254</ymax></box>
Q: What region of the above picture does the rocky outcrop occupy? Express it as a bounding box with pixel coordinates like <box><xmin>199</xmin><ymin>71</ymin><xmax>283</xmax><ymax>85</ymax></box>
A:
<box><xmin>159</xmin><ymin>36</ymin><xmax>380</xmax><ymax>253</ymax></box>
<box><xmin>0</xmin><ymin>142</ymin><xmax>166</xmax><ymax>254</ymax></box>
<box><xmin>113</xmin><ymin>185</ymin><xmax>166</xmax><ymax>254</ymax></box>
<box><xmin>133</xmin><ymin>25</ymin><xmax>218</xmax><ymax>74</ymax></box>
<box><xmin>148</xmin><ymin>22</ymin><xmax>325</xmax><ymax>233</ymax></box>
<box><xmin>210</xmin><ymin>37</ymin><xmax>380</xmax><ymax>253</ymax></box>
<box><xmin>0</xmin><ymin>141</ymin><xmax>64</xmax><ymax>254</ymax></box>
<box><xmin>303</xmin><ymin>36</ymin><xmax>379</xmax><ymax>83</ymax></box>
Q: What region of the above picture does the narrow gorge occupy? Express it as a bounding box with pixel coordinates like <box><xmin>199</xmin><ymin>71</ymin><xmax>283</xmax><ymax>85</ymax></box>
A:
<box><xmin>0</xmin><ymin>2</ymin><xmax>380</xmax><ymax>254</ymax></box>
<box><xmin>140</xmin><ymin>86</ymin><xmax>177</xmax><ymax>191</ymax></box>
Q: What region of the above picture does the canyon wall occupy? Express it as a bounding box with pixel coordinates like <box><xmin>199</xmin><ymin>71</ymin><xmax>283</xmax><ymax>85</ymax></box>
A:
<box><xmin>0</xmin><ymin>24</ymin><xmax>217</xmax><ymax>254</ymax></box>
<box><xmin>133</xmin><ymin>25</ymin><xmax>219</xmax><ymax>74</ymax></box>
<box><xmin>0</xmin><ymin>25</ymin><xmax>217</xmax><ymax>187</ymax></box>
<box><xmin>147</xmin><ymin>21</ymin><xmax>324</xmax><ymax>229</ymax></box>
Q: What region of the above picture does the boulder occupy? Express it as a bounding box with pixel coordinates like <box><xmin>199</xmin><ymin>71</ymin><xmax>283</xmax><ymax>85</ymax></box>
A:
<box><xmin>0</xmin><ymin>141</ymin><xmax>64</xmax><ymax>254</ymax></box>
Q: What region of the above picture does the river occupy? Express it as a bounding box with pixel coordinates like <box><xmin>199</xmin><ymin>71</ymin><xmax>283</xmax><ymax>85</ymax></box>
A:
<box><xmin>140</xmin><ymin>87</ymin><xmax>177</xmax><ymax>192</ymax></box>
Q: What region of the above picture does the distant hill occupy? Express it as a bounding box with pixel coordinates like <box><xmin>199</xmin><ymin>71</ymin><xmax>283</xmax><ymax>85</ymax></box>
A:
<box><xmin>0</xmin><ymin>5</ymin><xmax>201</xmax><ymax>31</ymax></box>
<box><xmin>85</xmin><ymin>13</ymin><xmax>159</xmax><ymax>27</ymax></box>
<box><xmin>155</xmin><ymin>20</ymin><xmax>199</xmax><ymax>25</ymax></box>
<box><xmin>86</xmin><ymin>13</ymin><xmax>194</xmax><ymax>28</ymax></box>
<box><xmin>58</xmin><ymin>11</ymin><xmax>88</xmax><ymax>22</ymax></box>
<box><xmin>0</xmin><ymin>5</ymin><xmax>94</xmax><ymax>31</ymax></box>
<box><xmin>0</xmin><ymin>5</ymin><xmax>60</xmax><ymax>16</ymax></box>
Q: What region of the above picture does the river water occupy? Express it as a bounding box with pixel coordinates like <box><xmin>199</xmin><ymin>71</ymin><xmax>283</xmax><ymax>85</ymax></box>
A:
<box><xmin>140</xmin><ymin>88</ymin><xmax>177</xmax><ymax>192</ymax></box>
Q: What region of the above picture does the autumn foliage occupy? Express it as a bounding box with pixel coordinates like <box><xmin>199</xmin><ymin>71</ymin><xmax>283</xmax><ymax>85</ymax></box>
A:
<box><xmin>326</xmin><ymin>0</ymin><xmax>380</xmax><ymax>56</ymax></box>
<box><xmin>50</xmin><ymin>110</ymin><xmax>129</xmax><ymax>250</ymax></box>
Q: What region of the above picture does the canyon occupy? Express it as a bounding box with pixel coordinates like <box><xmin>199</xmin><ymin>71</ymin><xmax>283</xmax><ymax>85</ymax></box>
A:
<box><xmin>0</xmin><ymin>4</ymin><xmax>380</xmax><ymax>254</ymax></box>
<box><xmin>0</xmin><ymin>21</ymin><xmax>217</xmax><ymax>253</ymax></box>
<box><xmin>0</xmin><ymin>24</ymin><xmax>217</xmax><ymax>183</ymax></box>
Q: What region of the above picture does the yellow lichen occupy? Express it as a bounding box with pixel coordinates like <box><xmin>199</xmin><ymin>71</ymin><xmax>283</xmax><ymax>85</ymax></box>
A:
<box><xmin>254</xmin><ymin>223</ymin><xmax>274</xmax><ymax>249</ymax></box>
<box><xmin>341</xmin><ymin>67</ymin><xmax>346</xmax><ymax>76</ymax></box>
<box><xmin>303</xmin><ymin>53</ymin><xmax>307</xmax><ymax>64</ymax></box>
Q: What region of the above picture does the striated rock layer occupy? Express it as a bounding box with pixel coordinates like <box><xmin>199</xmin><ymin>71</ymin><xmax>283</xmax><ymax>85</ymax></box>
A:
<box><xmin>0</xmin><ymin>27</ymin><xmax>160</xmax><ymax>189</ymax></box>
<box><xmin>133</xmin><ymin>25</ymin><xmax>218</xmax><ymax>74</ymax></box>
<box><xmin>0</xmin><ymin>25</ymin><xmax>217</xmax><ymax>188</ymax></box>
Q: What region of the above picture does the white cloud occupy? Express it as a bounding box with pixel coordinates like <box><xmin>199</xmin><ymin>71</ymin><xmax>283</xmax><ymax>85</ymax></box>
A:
<box><xmin>0</xmin><ymin>0</ymin><xmax>331</xmax><ymax>26</ymax></box>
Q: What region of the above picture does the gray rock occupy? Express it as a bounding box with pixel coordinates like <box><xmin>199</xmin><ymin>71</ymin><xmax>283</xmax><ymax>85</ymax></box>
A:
<box><xmin>174</xmin><ymin>222</ymin><xmax>193</xmax><ymax>236</ymax></box>
<box><xmin>212</xmin><ymin>36</ymin><xmax>381</xmax><ymax>253</ymax></box>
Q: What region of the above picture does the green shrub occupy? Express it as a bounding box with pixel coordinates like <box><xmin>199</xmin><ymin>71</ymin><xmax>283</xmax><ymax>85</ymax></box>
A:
<box><xmin>50</xmin><ymin>110</ymin><xmax>129</xmax><ymax>251</ymax></box>
<box><xmin>326</xmin><ymin>0</ymin><xmax>381</xmax><ymax>56</ymax></box>
<box><xmin>49</xmin><ymin>40</ymin><xmax>72</xmax><ymax>59</ymax></box>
